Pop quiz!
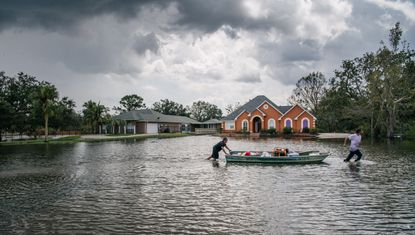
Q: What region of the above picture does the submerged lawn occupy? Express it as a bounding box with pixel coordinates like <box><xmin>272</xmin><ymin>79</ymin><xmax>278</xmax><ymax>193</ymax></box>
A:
<box><xmin>0</xmin><ymin>133</ymin><xmax>191</xmax><ymax>146</ymax></box>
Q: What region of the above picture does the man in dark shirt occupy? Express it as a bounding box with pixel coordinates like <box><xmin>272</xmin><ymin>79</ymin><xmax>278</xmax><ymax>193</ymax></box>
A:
<box><xmin>206</xmin><ymin>137</ymin><xmax>231</xmax><ymax>160</ymax></box>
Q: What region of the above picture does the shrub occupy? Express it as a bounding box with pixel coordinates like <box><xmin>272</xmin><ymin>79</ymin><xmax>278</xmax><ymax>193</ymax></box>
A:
<box><xmin>302</xmin><ymin>127</ymin><xmax>310</xmax><ymax>133</ymax></box>
<box><xmin>259</xmin><ymin>129</ymin><xmax>268</xmax><ymax>135</ymax></box>
<box><xmin>309</xmin><ymin>128</ymin><xmax>317</xmax><ymax>134</ymax></box>
<box><xmin>283</xmin><ymin>127</ymin><xmax>292</xmax><ymax>134</ymax></box>
<box><xmin>240</xmin><ymin>128</ymin><xmax>249</xmax><ymax>135</ymax></box>
<box><xmin>268</xmin><ymin>128</ymin><xmax>277</xmax><ymax>135</ymax></box>
<box><xmin>405</xmin><ymin>123</ymin><xmax>415</xmax><ymax>139</ymax></box>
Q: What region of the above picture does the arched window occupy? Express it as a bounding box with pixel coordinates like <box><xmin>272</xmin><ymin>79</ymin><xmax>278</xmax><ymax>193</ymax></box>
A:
<box><xmin>268</xmin><ymin>119</ymin><xmax>275</xmax><ymax>129</ymax></box>
<box><xmin>302</xmin><ymin>118</ymin><xmax>309</xmax><ymax>129</ymax></box>
<box><xmin>242</xmin><ymin>120</ymin><xmax>248</xmax><ymax>131</ymax></box>
<box><xmin>285</xmin><ymin>118</ymin><xmax>292</xmax><ymax>128</ymax></box>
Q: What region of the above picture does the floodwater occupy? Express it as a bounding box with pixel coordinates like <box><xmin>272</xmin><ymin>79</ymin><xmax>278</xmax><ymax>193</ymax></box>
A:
<box><xmin>0</xmin><ymin>136</ymin><xmax>414</xmax><ymax>234</ymax></box>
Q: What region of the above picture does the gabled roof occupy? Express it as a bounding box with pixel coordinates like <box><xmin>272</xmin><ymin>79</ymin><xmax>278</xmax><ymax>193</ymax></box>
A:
<box><xmin>278</xmin><ymin>104</ymin><xmax>317</xmax><ymax>120</ymax></box>
<box><xmin>294</xmin><ymin>110</ymin><xmax>317</xmax><ymax>120</ymax></box>
<box><xmin>223</xmin><ymin>95</ymin><xmax>292</xmax><ymax>120</ymax></box>
<box><xmin>277</xmin><ymin>105</ymin><xmax>292</xmax><ymax>114</ymax></box>
<box><xmin>113</xmin><ymin>109</ymin><xmax>201</xmax><ymax>124</ymax></box>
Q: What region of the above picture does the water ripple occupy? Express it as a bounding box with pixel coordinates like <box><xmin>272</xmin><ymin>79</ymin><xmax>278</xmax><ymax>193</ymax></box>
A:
<box><xmin>0</xmin><ymin>136</ymin><xmax>414</xmax><ymax>234</ymax></box>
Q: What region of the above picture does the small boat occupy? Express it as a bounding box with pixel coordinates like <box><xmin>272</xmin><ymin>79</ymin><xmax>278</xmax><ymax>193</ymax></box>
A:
<box><xmin>225</xmin><ymin>150</ymin><xmax>329</xmax><ymax>164</ymax></box>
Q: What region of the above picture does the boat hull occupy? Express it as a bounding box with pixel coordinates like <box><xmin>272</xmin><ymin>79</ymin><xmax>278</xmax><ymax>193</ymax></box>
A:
<box><xmin>225</xmin><ymin>154</ymin><xmax>328</xmax><ymax>164</ymax></box>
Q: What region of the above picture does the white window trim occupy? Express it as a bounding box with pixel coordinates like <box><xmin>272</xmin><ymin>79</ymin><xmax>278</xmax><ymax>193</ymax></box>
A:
<box><xmin>250</xmin><ymin>115</ymin><xmax>264</xmax><ymax>122</ymax></box>
<box><xmin>268</xmin><ymin>118</ymin><xmax>275</xmax><ymax>129</ymax></box>
<box><xmin>284</xmin><ymin>118</ymin><xmax>293</xmax><ymax>128</ymax></box>
<box><xmin>225</xmin><ymin>120</ymin><xmax>235</xmax><ymax>130</ymax></box>
<box><xmin>301</xmin><ymin>117</ymin><xmax>310</xmax><ymax>130</ymax></box>
<box><xmin>242</xmin><ymin>119</ymin><xmax>249</xmax><ymax>131</ymax></box>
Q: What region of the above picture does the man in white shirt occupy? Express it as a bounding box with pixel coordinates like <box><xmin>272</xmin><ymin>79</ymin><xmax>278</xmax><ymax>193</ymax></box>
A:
<box><xmin>343</xmin><ymin>129</ymin><xmax>363</xmax><ymax>162</ymax></box>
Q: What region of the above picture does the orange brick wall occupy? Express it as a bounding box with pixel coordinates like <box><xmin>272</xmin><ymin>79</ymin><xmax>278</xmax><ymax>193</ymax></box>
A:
<box><xmin>295</xmin><ymin>112</ymin><xmax>315</xmax><ymax>131</ymax></box>
<box><xmin>279</xmin><ymin>105</ymin><xmax>315</xmax><ymax>132</ymax></box>
<box><xmin>235</xmin><ymin>111</ymin><xmax>250</xmax><ymax>132</ymax></box>
<box><xmin>222</xmin><ymin>103</ymin><xmax>316</xmax><ymax>133</ymax></box>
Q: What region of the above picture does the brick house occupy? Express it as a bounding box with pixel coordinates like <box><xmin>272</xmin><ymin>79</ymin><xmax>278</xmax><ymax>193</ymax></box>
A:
<box><xmin>222</xmin><ymin>95</ymin><xmax>316</xmax><ymax>133</ymax></box>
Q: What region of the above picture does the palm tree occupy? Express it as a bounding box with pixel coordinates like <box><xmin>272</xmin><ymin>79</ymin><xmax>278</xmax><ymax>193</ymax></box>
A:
<box><xmin>33</xmin><ymin>84</ymin><xmax>58</xmax><ymax>142</ymax></box>
<box><xmin>82</xmin><ymin>100</ymin><xmax>108</xmax><ymax>134</ymax></box>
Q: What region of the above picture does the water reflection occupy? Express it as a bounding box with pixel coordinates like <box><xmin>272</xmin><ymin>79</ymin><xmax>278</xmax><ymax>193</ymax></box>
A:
<box><xmin>0</xmin><ymin>136</ymin><xmax>414</xmax><ymax>234</ymax></box>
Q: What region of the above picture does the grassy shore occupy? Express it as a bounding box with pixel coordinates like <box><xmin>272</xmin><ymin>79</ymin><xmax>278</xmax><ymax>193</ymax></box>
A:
<box><xmin>0</xmin><ymin>133</ymin><xmax>191</xmax><ymax>146</ymax></box>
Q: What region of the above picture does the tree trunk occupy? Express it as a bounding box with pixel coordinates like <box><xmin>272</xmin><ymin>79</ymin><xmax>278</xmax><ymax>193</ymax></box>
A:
<box><xmin>45</xmin><ymin>113</ymin><xmax>49</xmax><ymax>142</ymax></box>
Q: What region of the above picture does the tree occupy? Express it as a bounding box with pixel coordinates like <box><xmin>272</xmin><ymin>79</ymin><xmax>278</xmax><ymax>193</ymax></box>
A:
<box><xmin>114</xmin><ymin>94</ymin><xmax>145</xmax><ymax>112</ymax></box>
<box><xmin>289</xmin><ymin>72</ymin><xmax>327</xmax><ymax>114</ymax></box>
<box><xmin>366</xmin><ymin>22</ymin><xmax>415</xmax><ymax>138</ymax></box>
<box><xmin>316</xmin><ymin>22</ymin><xmax>415</xmax><ymax>138</ymax></box>
<box><xmin>50</xmin><ymin>97</ymin><xmax>81</xmax><ymax>131</ymax></box>
<box><xmin>0</xmin><ymin>99</ymin><xmax>14</xmax><ymax>141</ymax></box>
<box><xmin>4</xmin><ymin>72</ymin><xmax>41</xmax><ymax>136</ymax></box>
<box><xmin>225</xmin><ymin>102</ymin><xmax>241</xmax><ymax>115</ymax></box>
<box><xmin>82</xmin><ymin>100</ymin><xmax>109</xmax><ymax>134</ymax></box>
<box><xmin>32</xmin><ymin>84</ymin><xmax>59</xmax><ymax>142</ymax></box>
<box><xmin>189</xmin><ymin>101</ymin><xmax>223</xmax><ymax>122</ymax></box>
<box><xmin>152</xmin><ymin>99</ymin><xmax>189</xmax><ymax>116</ymax></box>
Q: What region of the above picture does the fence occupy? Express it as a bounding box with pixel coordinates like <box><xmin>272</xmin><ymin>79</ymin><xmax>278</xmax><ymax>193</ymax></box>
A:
<box><xmin>195</xmin><ymin>128</ymin><xmax>219</xmax><ymax>135</ymax></box>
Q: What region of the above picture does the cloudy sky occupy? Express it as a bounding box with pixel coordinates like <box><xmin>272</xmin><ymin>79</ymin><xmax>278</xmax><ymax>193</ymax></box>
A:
<box><xmin>1</xmin><ymin>0</ymin><xmax>414</xmax><ymax>112</ymax></box>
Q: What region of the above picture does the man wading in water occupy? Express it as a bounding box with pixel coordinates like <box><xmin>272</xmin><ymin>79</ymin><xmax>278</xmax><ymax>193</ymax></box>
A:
<box><xmin>206</xmin><ymin>137</ymin><xmax>231</xmax><ymax>161</ymax></box>
<box><xmin>343</xmin><ymin>129</ymin><xmax>363</xmax><ymax>162</ymax></box>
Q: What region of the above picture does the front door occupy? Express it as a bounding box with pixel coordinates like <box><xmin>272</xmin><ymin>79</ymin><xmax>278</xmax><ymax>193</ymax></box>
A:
<box><xmin>253</xmin><ymin>117</ymin><xmax>262</xmax><ymax>133</ymax></box>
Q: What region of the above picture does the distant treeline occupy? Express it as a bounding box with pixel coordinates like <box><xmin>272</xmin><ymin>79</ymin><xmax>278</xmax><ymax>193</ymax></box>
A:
<box><xmin>289</xmin><ymin>22</ymin><xmax>415</xmax><ymax>138</ymax></box>
<box><xmin>0</xmin><ymin>72</ymin><xmax>223</xmax><ymax>141</ymax></box>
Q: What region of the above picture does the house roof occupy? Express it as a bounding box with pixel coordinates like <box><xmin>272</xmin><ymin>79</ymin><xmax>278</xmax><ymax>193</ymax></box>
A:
<box><xmin>223</xmin><ymin>95</ymin><xmax>293</xmax><ymax>120</ymax></box>
<box><xmin>277</xmin><ymin>105</ymin><xmax>292</xmax><ymax>114</ymax></box>
<box><xmin>113</xmin><ymin>109</ymin><xmax>201</xmax><ymax>124</ymax></box>
<box><xmin>202</xmin><ymin>119</ymin><xmax>222</xmax><ymax>124</ymax></box>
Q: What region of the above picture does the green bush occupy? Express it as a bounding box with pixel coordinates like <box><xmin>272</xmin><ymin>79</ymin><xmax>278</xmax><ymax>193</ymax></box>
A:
<box><xmin>309</xmin><ymin>128</ymin><xmax>317</xmax><ymax>134</ymax></box>
<box><xmin>240</xmin><ymin>128</ymin><xmax>249</xmax><ymax>135</ymax></box>
<box><xmin>283</xmin><ymin>127</ymin><xmax>292</xmax><ymax>134</ymax></box>
<box><xmin>268</xmin><ymin>128</ymin><xmax>277</xmax><ymax>135</ymax></box>
<box><xmin>259</xmin><ymin>129</ymin><xmax>267</xmax><ymax>135</ymax></box>
<box><xmin>302</xmin><ymin>127</ymin><xmax>310</xmax><ymax>133</ymax></box>
<box><xmin>405</xmin><ymin>124</ymin><xmax>415</xmax><ymax>139</ymax></box>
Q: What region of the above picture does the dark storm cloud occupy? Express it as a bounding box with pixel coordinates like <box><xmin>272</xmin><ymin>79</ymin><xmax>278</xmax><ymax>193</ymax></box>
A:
<box><xmin>280</xmin><ymin>39</ymin><xmax>322</xmax><ymax>62</ymax></box>
<box><xmin>173</xmin><ymin>0</ymin><xmax>297</xmax><ymax>34</ymax></box>
<box><xmin>133</xmin><ymin>33</ymin><xmax>160</xmax><ymax>55</ymax></box>
<box><xmin>0</xmin><ymin>0</ymin><xmax>170</xmax><ymax>31</ymax></box>
<box><xmin>0</xmin><ymin>0</ymin><xmax>295</xmax><ymax>35</ymax></box>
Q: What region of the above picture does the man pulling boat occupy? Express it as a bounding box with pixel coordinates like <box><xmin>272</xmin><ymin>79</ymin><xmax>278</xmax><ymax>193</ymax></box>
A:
<box><xmin>206</xmin><ymin>137</ymin><xmax>232</xmax><ymax>161</ymax></box>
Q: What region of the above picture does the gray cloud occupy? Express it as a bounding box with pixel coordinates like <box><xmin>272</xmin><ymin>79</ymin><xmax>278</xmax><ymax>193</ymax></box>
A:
<box><xmin>0</xmin><ymin>0</ymin><xmax>170</xmax><ymax>31</ymax></box>
<box><xmin>280</xmin><ymin>39</ymin><xmax>323</xmax><ymax>62</ymax></box>
<box><xmin>0</xmin><ymin>0</ymin><xmax>298</xmax><ymax>35</ymax></box>
<box><xmin>236</xmin><ymin>73</ymin><xmax>261</xmax><ymax>83</ymax></box>
<box><xmin>0</xmin><ymin>0</ymin><xmax>414</xmax><ymax>110</ymax></box>
<box><xmin>222</xmin><ymin>25</ymin><xmax>239</xmax><ymax>39</ymax></box>
<box><xmin>133</xmin><ymin>33</ymin><xmax>160</xmax><ymax>55</ymax></box>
